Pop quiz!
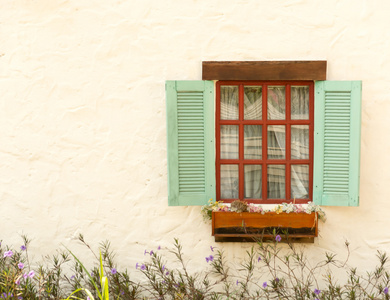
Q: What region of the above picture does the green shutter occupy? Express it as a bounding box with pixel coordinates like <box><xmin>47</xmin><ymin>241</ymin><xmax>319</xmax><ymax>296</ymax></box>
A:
<box><xmin>166</xmin><ymin>80</ymin><xmax>215</xmax><ymax>206</ymax></box>
<box><xmin>313</xmin><ymin>81</ymin><xmax>362</xmax><ymax>206</ymax></box>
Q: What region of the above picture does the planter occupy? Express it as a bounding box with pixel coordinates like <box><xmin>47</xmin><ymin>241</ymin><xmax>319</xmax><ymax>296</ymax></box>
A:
<box><xmin>212</xmin><ymin>211</ymin><xmax>318</xmax><ymax>243</ymax></box>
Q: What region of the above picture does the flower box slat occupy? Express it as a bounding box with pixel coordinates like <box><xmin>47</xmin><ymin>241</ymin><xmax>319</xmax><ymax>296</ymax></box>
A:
<box><xmin>214</xmin><ymin>233</ymin><xmax>316</xmax><ymax>238</ymax></box>
<box><xmin>212</xmin><ymin>211</ymin><xmax>318</xmax><ymax>243</ymax></box>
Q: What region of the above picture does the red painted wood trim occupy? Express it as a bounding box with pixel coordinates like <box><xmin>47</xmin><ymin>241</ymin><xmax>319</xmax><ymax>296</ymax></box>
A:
<box><xmin>286</xmin><ymin>84</ymin><xmax>291</xmax><ymax>201</ymax></box>
<box><xmin>216</xmin><ymin>82</ymin><xmax>221</xmax><ymax>202</ymax></box>
<box><xmin>262</xmin><ymin>84</ymin><xmax>267</xmax><ymax>200</ymax></box>
<box><xmin>238</xmin><ymin>84</ymin><xmax>245</xmax><ymax>200</ymax></box>
<box><xmin>216</xmin><ymin>81</ymin><xmax>314</xmax><ymax>204</ymax></box>
<box><xmin>309</xmin><ymin>83</ymin><xmax>315</xmax><ymax>204</ymax></box>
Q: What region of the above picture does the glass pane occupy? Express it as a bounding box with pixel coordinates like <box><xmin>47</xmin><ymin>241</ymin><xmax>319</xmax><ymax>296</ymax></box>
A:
<box><xmin>267</xmin><ymin>86</ymin><xmax>285</xmax><ymax>120</ymax></box>
<box><xmin>291</xmin><ymin>165</ymin><xmax>309</xmax><ymax>199</ymax></box>
<box><xmin>244</xmin><ymin>125</ymin><xmax>262</xmax><ymax>159</ymax></box>
<box><xmin>267</xmin><ymin>165</ymin><xmax>285</xmax><ymax>199</ymax></box>
<box><xmin>244</xmin><ymin>165</ymin><xmax>262</xmax><ymax>199</ymax></box>
<box><xmin>220</xmin><ymin>125</ymin><xmax>239</xmax><ymax>159</ymax></box>
<box><xmin>267</xmin><ymin>125</ymin><xmax>285</xmax><ymax>159</ymax></box>
<box><xmin>291</xmin><ymin>86</ymin><xmax>309</xmax><ymax>120</ymax></box>
<box><xmin>221</xmin><ymin>86</ymin><xmax>239</xmax><ymax>120</ymax></box>
<box><xmin>244</xmin><ymin>86</ymin><xmax>262</xmax><ymax>120</ymax></box>
<box><xmin>291</xmin><ymin>125</ymin><xmax>309</xmax><ymax>159</ymax></box>
<box><xmin>220</xmin><ymin>165</ymin><xmax>239</xmax><ymax>199</ymax></box>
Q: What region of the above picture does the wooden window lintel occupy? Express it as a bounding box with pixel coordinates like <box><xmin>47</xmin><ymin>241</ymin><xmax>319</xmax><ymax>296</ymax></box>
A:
<box><xmin>202</xmin><ymin>61</ymin><xmax>327</xmax><ymax>81</ymax></box>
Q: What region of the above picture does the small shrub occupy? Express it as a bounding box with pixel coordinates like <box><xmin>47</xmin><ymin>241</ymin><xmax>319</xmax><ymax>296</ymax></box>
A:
<box><xmin>0</xmin><ymin>235</ymin><xmax>140</xmax><ymax>300</ymax></box>
<box><xmin>134</xmin><ymin>236</ymin><xmax>390</xmax><ymax>299</ymax></box>
<box><xmin>1</xmin><ymin>234</ymin><xmax>390</xmax><ymax>299</ymax></box>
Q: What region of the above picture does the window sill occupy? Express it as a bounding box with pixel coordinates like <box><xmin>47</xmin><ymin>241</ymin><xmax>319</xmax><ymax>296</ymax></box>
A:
<box><xmin>211</xmin><ymin>211</ymin><xmax>318</xmax><ymax>243</ymax></box>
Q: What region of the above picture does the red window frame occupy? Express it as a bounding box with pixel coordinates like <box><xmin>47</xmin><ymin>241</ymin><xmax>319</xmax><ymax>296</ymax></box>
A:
<box><xmin>216</xmin><ymin>81</ymin><xmax>314</xmax><ymax>204</ymax></box>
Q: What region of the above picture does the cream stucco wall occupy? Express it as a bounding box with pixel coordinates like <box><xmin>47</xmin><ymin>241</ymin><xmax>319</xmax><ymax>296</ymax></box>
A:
<box><xmin>1</xmin><ymin>0</ymin><xmax>390</xmax><ymax>281</ymax></box>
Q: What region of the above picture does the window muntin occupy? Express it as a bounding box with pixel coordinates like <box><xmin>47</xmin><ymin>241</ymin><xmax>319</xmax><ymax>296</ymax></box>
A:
<box><xmin>216</xmin><ymin>81</ymin><xmax>314</xmax><ymax>204</ymax></box>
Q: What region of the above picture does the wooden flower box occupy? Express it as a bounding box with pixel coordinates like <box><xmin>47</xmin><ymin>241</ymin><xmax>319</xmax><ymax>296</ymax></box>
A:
<box><xmin>212</xmin><ymin>211</ymin><xmax>318</xmax><ymax>243</ymax></box>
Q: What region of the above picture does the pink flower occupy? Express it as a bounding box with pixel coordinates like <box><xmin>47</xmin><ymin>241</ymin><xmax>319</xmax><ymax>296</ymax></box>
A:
<box><xmin>28</xmin><ymin>270</ymin><xmax>35</xmax><ymax>278</ymax></box>
<box><xmin>295</xmin><ymin>204</ymin><xmax>304</xmax><ymax>213</ymax></box>
<box><xmin>3</xmin><ymin>250</ymin><xmax>13</xmax><ymax>258</ymax></box>
<box><xmin>248</xmin><ymin>204</ymin><xmax>263</xmax><ymax>213</ymax></box>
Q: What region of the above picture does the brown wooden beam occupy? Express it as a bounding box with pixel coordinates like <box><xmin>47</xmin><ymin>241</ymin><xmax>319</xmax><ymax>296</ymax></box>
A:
<box><xmin>202</xmin><ymin>61</ymin><xmax>327</xmax><ymax>81</ymax></box>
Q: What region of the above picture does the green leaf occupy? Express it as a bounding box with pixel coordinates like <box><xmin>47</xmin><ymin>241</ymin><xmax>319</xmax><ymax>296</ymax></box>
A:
<box><xmin>64</xmin><ymin>246</ymin><xmax>102</xmax><ymax>299</ymax></box>
<box><xmin>62</xmin><ymin>287</ymin><xmax>93</xmax><ymax>300</ymax></box>
<box><xmin>102</xmin><ymin>276</ymin><xmax>109</xmax><ymax>300</ymax></box>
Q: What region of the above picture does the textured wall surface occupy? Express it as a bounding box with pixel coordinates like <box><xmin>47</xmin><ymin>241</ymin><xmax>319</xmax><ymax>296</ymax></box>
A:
<box><xmin>1</xmin><ymin>0</ymin><xmax>390</xmax><ymax>280</ymax></box>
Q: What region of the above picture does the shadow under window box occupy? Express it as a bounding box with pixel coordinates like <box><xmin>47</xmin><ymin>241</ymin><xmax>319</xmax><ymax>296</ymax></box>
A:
<box><xmin>211</xmin><ymin>211</ymin><xmax>318</xmax><ymax>243</ymax></box>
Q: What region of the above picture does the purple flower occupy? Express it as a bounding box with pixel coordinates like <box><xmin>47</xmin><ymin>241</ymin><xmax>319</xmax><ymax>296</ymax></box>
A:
<box><xmin>136</xmin><ymin>263</ymin><xmax>139</xmax><ymax>269</ymax></box>
<box><xmin>70</xmin><ymin>275</ymin><xmax>75</xmax><ymax>280</ymax></box>
<box><xmin>158</xmin><ymin>246</ymin><xmax>161</xmax><ymax>250</ymax></box>
<box><xmin>275</xmin><ymin>277</ymin><xmax>279</xmax><ymax>283</ymax></box>
<box><xmin>20</xmin><ymin>245</ymin><xmax>26</xmax><ymax>251</ymax></box>
<box><xmin>384</xmin><ymin>287</ymin><xmax>389</xmax><ymax>294</ymax></box>
<box><xmin>262</xmin><ymin>282</ymin><xmax>267</xmax><ymax>288</ymax></box>
<box><xmin>236</xmin><ymin>279</ymin><xmax>239</xmax><ymax>285</ymax></box>
<box><xmin>150</xmin><ymin>250</ymin><xmax>154</xmax><ymax>256</ymax></box>
<box><xmin>23</xmin><ymin>273</ymin><xmax>28</xmax><ymax>279</ymax></box>
<box><xmin>206</xmin><ymin>255</ymin><xmax>214</xmax><ymax>263</ymax></box>
<box><xmin>1</xmin><ymin>293</ymin><xmax>13</xmax><ymax>298</ymax></box>
<box><xmin>275</xmin><ymin>235</ymin><xmax>282</xmax><ymax>242</ymax></box>
<box><xmin>144</xmin><ymin>250</ymin><xmax>148</xmax><ymax>255</ymax></box>
<box><xmin>314</xmin><ymin>288</ymin><xmax>321</xmax><ymax>295</ymax></box>
<box><xmin>87</xmin><ymin>297</ymin><xmax>91</xmax><ymax>300</ymax></box>
<box><xmin>210</xmin><ymin>246</ymin><xmax>215</xmax><ymax>252</ymax></box>
<box><xmin>28</xmin><ymin>270</ymin><xmax>35</xmax><ymax>278</ymax></box>
<box><xmin>18</xmin><ymin>263</ymin><xmax>24</xmax><ymax>269</ymax></box>
<box><xmin>140</xmin><ymin>264</ymin><xmax>146</xmax><ymax>271</ymax></box>
<box><xmin>15</xmin><ymin>279</ymin><xmax>20</xmax><ymax>285</ymax></box>
<box><xmin>165</xmin><ymin>271</ymin><xmax>169</xmax><ymax>275</ymax></box>
<box><xmin>111</xmin><ymin>268</ymin><xmax>117</xmax><ymax>275</ymax></box>
<box><xmin>162</xmin><ymin>265</ymin><xmax>166</xmax><ymax>271</ymax></box>
<box><xmin>258</xmin><ymin>256</ymin><xmax>261</xmax><ymax>262</ymax></box>
<box><xmin>4</xmin><ymin>250</ymin><xmax>13</xmax><ymax>258</ymax></box>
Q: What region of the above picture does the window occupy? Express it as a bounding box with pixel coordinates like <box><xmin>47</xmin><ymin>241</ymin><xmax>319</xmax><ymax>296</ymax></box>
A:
<box><xmin>216</xmin><ymin>81</ymin><xmax>313</xmax><ymax>204</ymax></box>
<box><xmin>166</xmin><ymin>61</ymin><xmax>362</xmax><ymax>207</ymax></box>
